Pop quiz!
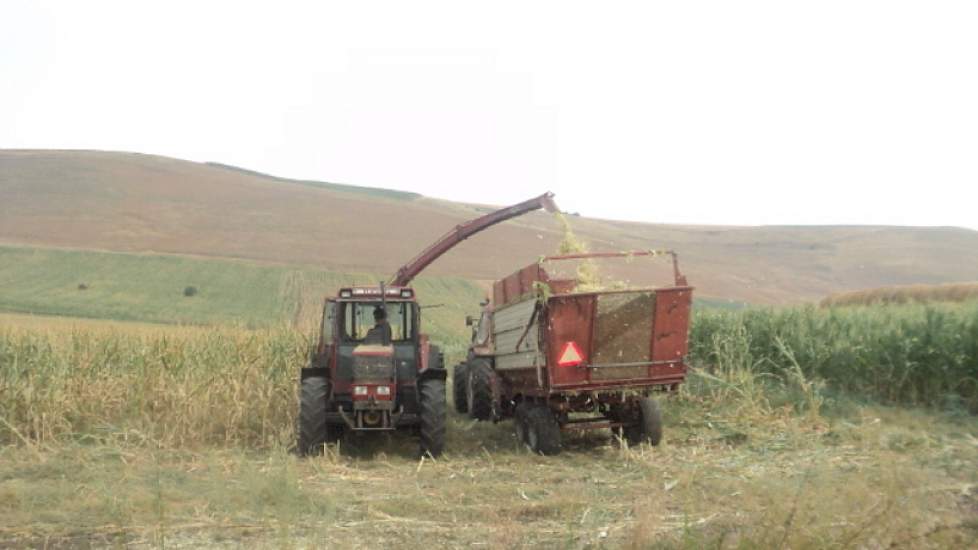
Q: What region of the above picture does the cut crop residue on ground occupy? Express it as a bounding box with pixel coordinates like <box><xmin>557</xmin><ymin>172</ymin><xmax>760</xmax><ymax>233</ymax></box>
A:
<box><xmin>1</xmin><ymin>379</ymin><xmax>974</xmax><ymax>548</ymax></box>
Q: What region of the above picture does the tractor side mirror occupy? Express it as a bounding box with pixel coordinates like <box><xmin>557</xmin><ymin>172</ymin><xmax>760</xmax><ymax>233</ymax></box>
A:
<box><xmin>465</xmin><ymin>315</ymin><xmax>475</xmax><ymax>326</ymax></box>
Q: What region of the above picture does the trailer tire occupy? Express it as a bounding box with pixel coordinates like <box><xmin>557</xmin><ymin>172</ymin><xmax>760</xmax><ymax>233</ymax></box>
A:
<box><xmin>624</xmin><ymin>397</ymin><xmax>663</xmax><ymax>446</ymax></box>
<box><xmin>418</xmin><ymin>377</ymin><xmax>447</xmax><ymax>457</ymax></box>
<box><xmin>524</xmin><ymin>405</ymin><xmax>561</xmax><ymax>455</ymax></box>
<box><xmin>513</xmin><ymin>401</ymin><xmax>530</xmax><ymax>444</ymax></box>
<box><xmin>467</xmin><ymin>358</ymin><xmax>494</xmax><ymax>421</ymax></box>
<box><xmin>297</xmin><ymin>376</ymin><xmax>340</xmax><ymax>455</ymax></box>
<box><xmin>452</xmin><ymin>363</ymin><xmax>470</xmax><ymax>413</ymax></box>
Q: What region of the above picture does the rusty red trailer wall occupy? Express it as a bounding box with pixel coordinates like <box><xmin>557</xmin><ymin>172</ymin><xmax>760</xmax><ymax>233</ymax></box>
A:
<box><xmin>494</xmin><ymin>264</ymin><xmax>543</xmax><ymax>305</ymax></box>
<box><xmin>649</xmin><ymin>287</ymin><xmax>692</xmax><ymax>384</ymax></box>
<box><xmin>546</xmin><ymin>294</ymin><xmax>596</xmax><ymax>388</ymax></box>
<box><xmin>543</xmin><ymin>287</ymin><xmax>692</xmax><ymax>392</ymax></box>
<box><xmin>492</xmin><ymin>263</ymin><xmax>574</xmax><ymax>307</ymax></box>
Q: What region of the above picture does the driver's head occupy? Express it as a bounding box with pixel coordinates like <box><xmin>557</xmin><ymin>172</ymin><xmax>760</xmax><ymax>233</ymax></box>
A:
<box><xmin>373</xmin><ymin>306</ymin><xmax>387</xmax><ymax>324</ymax></box>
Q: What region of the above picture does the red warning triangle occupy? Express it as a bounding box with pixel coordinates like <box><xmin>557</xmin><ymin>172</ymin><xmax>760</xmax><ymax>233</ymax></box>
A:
<box><xmin>557</xmin><ymin>341</ymin><xmax>585</xmax><ymax>367</ymax></box>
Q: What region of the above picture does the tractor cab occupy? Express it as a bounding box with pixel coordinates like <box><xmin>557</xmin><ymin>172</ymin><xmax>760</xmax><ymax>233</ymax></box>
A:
<box><xmin>326</xmin><ymin>286</ymin><xmax>418</xmax><ymax>344</ymax></box>
<box><xmin>313</xmin><ymin>286</ymin><xmax>425</xmax><ymax>431</ymax></box>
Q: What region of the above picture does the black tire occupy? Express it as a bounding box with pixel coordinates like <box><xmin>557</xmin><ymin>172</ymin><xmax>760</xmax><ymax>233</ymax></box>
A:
<box><xmin>523</xmin><ymin>405</ymin><xmax>561</xmax><ymax>455</ymax></box>
<box><xmin>640</xmin><ymin>397</ymin><xmax>664</xmax><ymax>446</ymax></box>
<box><xmin>452</xmin><ymin>363</ymin><xmax>470</xmax><ymax>413</ymax></box>
<box><xmin>466</xmin><ymin>358</ymin><xmax>495</xmax><ymax>421</ymax></box>
<box><xmin>429</xmin><ymin>345</ymin><xmax>444</xmax><ymax>372</ymax></box>
<box><xmin>623</xmin><ymin>396</ymin><xmax>663</xmax><ymax>446</ymax></box>
<box><xmin>298</xmin><ymin>376</ymin><xmax>332</xmax><ymax>456</ymax></box>
<box><xmin>513</xmin><ymin>401</ymin><xmax>530</xmax><ymax>445</ymax></box>
<box><xmin>418</xmin><ymin>378</ymin><xmax>447</xmax><ymax>457</ymax></box>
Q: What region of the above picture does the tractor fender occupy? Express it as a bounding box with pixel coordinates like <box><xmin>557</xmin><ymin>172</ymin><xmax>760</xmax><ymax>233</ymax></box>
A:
<box><xmin>418</xmin><ymin>340</ymin><xmax>447</xmax><ymax>381</ymax></box>
<box><xmin>419</xmin><ymin>367</ymin><xmax>447</xmax><ymax>381</ymax></box>
<box><xmin>300</xmin><ymin>367</ymin><xmax>328</xmax><ymax>380</ymax></box>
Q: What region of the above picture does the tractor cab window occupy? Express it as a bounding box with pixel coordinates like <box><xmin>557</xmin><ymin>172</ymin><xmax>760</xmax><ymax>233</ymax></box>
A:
<box><xmin>321</xmin><ymin>301</ymin><xmax>337</xmax><ymax>345</ymax></box>
<box><xmin>341</xmin><ymin>301</ymin><xmax>415</xmax><ymax>342</ymax></box>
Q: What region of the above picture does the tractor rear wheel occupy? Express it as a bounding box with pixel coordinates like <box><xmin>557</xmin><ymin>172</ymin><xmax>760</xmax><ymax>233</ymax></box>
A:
<box><xmin>622</xmin><ymin>396</ymin><xmax>663</xmax><ymax>446</ymax></box>
<box><xmin>452</xmin><ymin>363</ymin><xmax>470</xmax><ymax>413</ymax></box>
<box><xmin>466</xmin><ymin>358</ymin><xmax>495</xmax><ymax>421</ymax></box>
<box><xmin>418</xmin><ymin>377</ymin><xmax>447</xmax><ymax>457</ymax></box>
<box><xmin>523</xmin><ymin>404</ymin><xmax>561</xmax><ymax>455</ymax></box>
<box><xmin>297</xmin><ymin>375</ymin><xmax>337</xmax><ymax>455</ymax></box>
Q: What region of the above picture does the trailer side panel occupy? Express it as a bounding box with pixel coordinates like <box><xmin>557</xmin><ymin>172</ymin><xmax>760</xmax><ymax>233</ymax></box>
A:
<box><xmin>649</xmin><ymin>287</ymin><xmax>692</xmax><ymax>382</ymax></box>
<box><xmin>546</xmin><ymin>294</ymin><xmax>596</xmax><ymax>388</ymax></box>
<box><xmin>491</xmin><ymin>298</ymin><xmax>543</xmax><ymax>371</ymax></box>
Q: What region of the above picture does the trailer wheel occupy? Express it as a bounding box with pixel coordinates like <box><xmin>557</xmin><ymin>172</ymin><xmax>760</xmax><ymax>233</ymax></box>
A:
<box><xmin>466</xmin><ymin>358</ymin><xmax>495</xmax><ymax>421</ymax></box>
<box><xmin>523</xmin><ymin>405</ymin><xmax>561</xmax><ymax>455</ymax></box>
<box><xmin>623</xmin><ymin>397</ymin><xmax>663</xmax><ymax>446</ymax></box>
<box><xmin>452</xmin><ymin>363</ymin><xmax>470</xmax><ymax>413</ymax></box>
<box><xmin>297</xmin><ymin>376</ymin><xmax>341</xmax><ymax>455</ymax></box>
<box><xmin>418</xmin><ymin>377</ymin><xmax>447</xmax><ymax>457</ymax></box>
<box><xmin>513</xmin><ymin>401</ymin><xmax>530</xmax><ymax>444</ymax></box>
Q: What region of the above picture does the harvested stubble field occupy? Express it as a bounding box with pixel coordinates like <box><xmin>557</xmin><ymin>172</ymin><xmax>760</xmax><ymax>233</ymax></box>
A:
<box><xmin>1</xmin><ymin>306</ymin><xmax>977</xmax><ymax>548</ymax></box>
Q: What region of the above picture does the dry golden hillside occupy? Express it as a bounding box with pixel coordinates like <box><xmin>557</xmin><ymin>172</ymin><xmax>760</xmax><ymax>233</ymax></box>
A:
<box><xmin>3</xmin><ymin>149</ymin><xmax>977</xmax><ymax>304</ymax></box>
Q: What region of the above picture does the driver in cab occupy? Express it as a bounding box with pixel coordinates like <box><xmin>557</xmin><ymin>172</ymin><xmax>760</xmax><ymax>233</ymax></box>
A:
<box><xmin>364</xmin><ymin>305</ymin><xmax>393</xmax><ymax>344</ymax></box>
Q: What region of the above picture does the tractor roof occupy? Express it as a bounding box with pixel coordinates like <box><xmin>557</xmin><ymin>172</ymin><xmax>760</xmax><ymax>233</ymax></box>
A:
<box><xmin>335</xmin><ymin>286</ymin><xmax>415</xmax><ymax>300</ymax></box>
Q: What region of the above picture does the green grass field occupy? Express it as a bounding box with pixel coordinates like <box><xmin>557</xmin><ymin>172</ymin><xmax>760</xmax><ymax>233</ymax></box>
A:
<box><xmin>0</xmin><ymin>246</ymin><xmax>483</xmax><ymax>350</ymax></box>
<box><xmin>0</xmin><ymin>246</ymin><xmax>287</xmax><ymax>326</ymax></box>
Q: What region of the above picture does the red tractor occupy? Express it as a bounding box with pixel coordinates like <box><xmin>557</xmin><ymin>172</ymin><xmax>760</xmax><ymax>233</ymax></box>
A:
<box><xmin>455</xmin><ymin>251</ymin><xmax>693</xmax><ymax>455</ymax></box>
<box><xmin>297</xmin><ymin>193</ymin><xmax>558</xmax><ymax>456</ymax></box>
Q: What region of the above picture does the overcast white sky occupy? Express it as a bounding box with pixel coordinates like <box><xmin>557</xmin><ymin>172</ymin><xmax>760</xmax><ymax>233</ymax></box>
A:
<box><xmin>2</xmin><ymin>1</ymin><xmax>976</xmax><ymax>229</ymax></box>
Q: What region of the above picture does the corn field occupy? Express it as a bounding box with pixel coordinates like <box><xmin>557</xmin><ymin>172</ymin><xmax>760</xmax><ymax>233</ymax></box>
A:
<box><xmin>689</xmin><ymin>301</ymin><xmax>978</xmax><ymax>413</ymax></box>
<box><xmin>0</xmin><ymin>326</ymin><xmax>308</xmax><ymax>448</ymax></box>
<box><xmin>2</xmin><ymin>300</ymin><xmax>977</xmax><ymax>448</ymax></box>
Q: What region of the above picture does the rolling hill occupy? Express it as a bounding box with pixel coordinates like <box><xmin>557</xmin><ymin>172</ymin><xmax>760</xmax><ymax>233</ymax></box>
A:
<box><xmin>2</xmin><ymin>149</ymin><xmax>977</xmax><ymax>305</ymax></box>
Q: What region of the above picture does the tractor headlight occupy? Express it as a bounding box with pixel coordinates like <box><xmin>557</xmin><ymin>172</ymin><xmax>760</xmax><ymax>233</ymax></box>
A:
<box><xmin>376</xmin><ymin>386</ymin><xmax>391</xmax><ymax>396</ymax></box>
<box><xmin>353</xmin><ymin>386</ymin><xmax>368</xmax><ymax>396</ymax></box>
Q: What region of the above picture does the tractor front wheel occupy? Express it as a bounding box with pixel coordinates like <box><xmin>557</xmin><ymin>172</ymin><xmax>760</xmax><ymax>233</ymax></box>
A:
<box><xmin>523</xmin><ymin>405</ymin><xmax>561</xmax><ymax>455</ymax></box>
<box><xmin>452</xmin><ymin>363</ymin><xmax>470</xmax><ymax>413</ymax></box>
<box><xmin>297</xmin><ymin>376</ymin><xmax>340</xmax><ymax>455</ymax></box>
<box><xmin>418</xmin><ymin>378</ymin><xmax>447</xmax><ymax>457</ymax></box>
